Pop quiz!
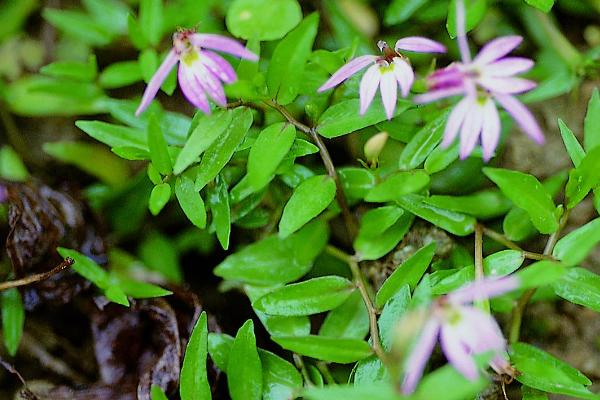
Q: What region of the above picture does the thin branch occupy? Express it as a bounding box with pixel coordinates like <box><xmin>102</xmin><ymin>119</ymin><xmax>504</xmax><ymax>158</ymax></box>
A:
<box><xmin>474</xmin><ymin>224</ymin><xmax>490</xmax><ymax>312</ymax></box>
<box><xmin>263</xmin><ymin>100</ymin><xmax>358</xmax><ymax>240</ymax></box>
<box><xmin>509</xmin><ymin>209</ymin><xmax>570</xmax><ymax>343</ymax></box>
<box><xmin>479</xmin><ymin>224</ymin><xmax>554</xmax><ymax>261</ymax></box>
<box><xmin>293</xmin><ymin>353</ymin><xmax>314</xmax><ymax>387</ymax></box>
<box><xmin>0</xmin><ymin>258</ymin><xmax>74</xmax><ymax>291</ymax></box>
<box><xmin>0</xmin><ymin>356</ymin><xmax>40</xmax><ymax>400</ymax></box>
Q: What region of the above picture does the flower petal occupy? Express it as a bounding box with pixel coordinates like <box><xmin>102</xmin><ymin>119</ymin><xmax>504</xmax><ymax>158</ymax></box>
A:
<box><xmin>441</xmin><ymin>96</ymin><xmax>470</xmax><ymax>148</ymax></box>
<box><xmin>135</xmin><ymin>49</ymin><xmax>179</xmax><ymax>116</ymax></box>
<box><xmin>457</xmin><ymin>307</ymin><xmax>506</xmax><ymax>353</ymax></box>
<box><xmin>402</xmin><ymin>318</ymin><xmax>441</xmax><ymax>395</ymax></box>
<box><xmin>395</xmin><ymin>36</ymin><xmax>446</xmax><ymax>53</ymax></box>
<box><xmin>178</xmin><ymin>63</ymin><xmax>210</xmax><ymax>114</ymax></box>
<box><xmin>359</xmin><ymin>64</ymin><xmax>381</xmax><ymax>115</ymax></box>
<box><xmin>478</xmin><ymin>76</ymin><xmax>537</xmax><ymax>94</ymax></box>
<box><xmin>190</xmin><ymin>62</ymin><xmax>227</xmax><ymax>106</ymax></box>
<box><xmin>455</xmin><ymin>0</ymin><xmax>472</xmax><ymax>63</ymax></box>
<box><xmin>484</xmin><ymin>57</ymin><xmax>534</xmax><ymax>77</ymax></box>
<box><xmin>190</xmin><ymin>33</ymin><xmax>258</xmax><ymax>60</ymax></box>
<box><xmin>494</xmin><ymin>93</ymin><xmax>545</xmax><ymax>144</ymax></box>
<box><xmin>318</xmin><ymin>55</ymin><xmax>377</xmax><ymax>92</ymax></box>
<box><xmin>201</xmin><ymin>50</ymin><xmax>237</xmax><ymax>83</ymax></box>
<box><xmin>380</xmin><ymin>70</ymin><xmax>398</xmax><ymax>120</ymax></box>
<box><xmin>440</xmin><ymin>324</ymin><xmax>479</xmax><ymax>381</ymax></box>
<box><xmin>413</xmin><ymin>86</ymin><xmax>465</xmax><ymax>104</ymax></box>
<box><xmin>459</xmin><ymin>97</ymin><xmax>484</xmax><ymax>159</ymax></box>
<box><xmin>480</xmin><ymin>98</ymin><xmax>500</xmax><ymax>161</ymax></box>
<box><xmin>392</xmin><ymin>57</ymin><xmax>414</xmax><ymax>97</ymax></box>
<box><xmin>473</xmin><ymin>36</ymin><xmax>523</xmax><ymax>66</ymax></box>
<box><xmin>448</xmin><ymin>276</ymin><xmax>520</xmax><ymax>304</ymax></box>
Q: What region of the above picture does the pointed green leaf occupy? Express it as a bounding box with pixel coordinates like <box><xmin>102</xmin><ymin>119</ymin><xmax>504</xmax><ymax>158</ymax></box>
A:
<box><xmin>227</xmin><ymin>320</ymin><xmax>262</xmax><ymax>400</ymax></box>
<box><xmin>377</xmin><ymin>285</ymin><xmax>410</xmax><ymax>350</ymax></box>
<box><xmin>396</xmin><ymin>194</ymin><xmax>476</xmax><ymax>236</ymax></box>
<box><xmin>208</xmin><ymin>177</ymin><xmax>231</xmax><ymax>250</ymax></box>
<box><xmin>267</xmin><ymin>13</ymin><xmax>319</xmax><ymax>104</ymax></box>
<box><xmin>147</xmin><ymin>114</ymin><xmax>172</xmax><ymax>175</ymax></box>
<box><xmin>583</xmin><ymin>88</ymin><xmax>600</xmax><ymax>151</ymax></box>
<box><xmin>272</xmin><ymin>335</ymin><xmax>372</xmax><ymax>363</ymax></box>
<box><xmin>398</xmin><ymin>110</ymin><xmax>449</xmax><ymax>170</ymax></box>
<box><xmin>357</xmin><ymin>206</ymin><xmax>404</xmax><ymax>239</ymax></box>
<box><xmin>376</xmin><ymin>243</ymin><xmax>435</xmax><ymax>308</ymax></box>
<box><xmin>354</xmin><ymin>212</ymin><xmax>414</xmax><ymax>261</ymax></box>
<box><xmin>1</xmin><ymin>288</ymin><xmax>24</xmax><ymax>356</ymax></box>
<box><xmin>279</xmin><ymin>175</ymin><xmax>336</xmax><ymax>238</ymax></box>
<box><xmin>252</xmin><ymin>276</ymin><xmax>355</xmax><ymax>316</ymax></box>
<box><xmin>484</xmin><ymin>167</ymin><xmax>558</xmax><ymax>233</ymax></box>
<box><xmin>139</xmin><ymin>0</ymin><xmax>163</xmax><ymax>46</ymax></box>
<box><xmin>318</xmin><ymin>291</ymin><xmax>368</xmax><ymax>339</ymax></box>
<box><xmin>196</xmin><ymin>108</ymin><xmax>253</xmax><ymax>188</ymax></box>
<box><xmin>247</xmin><ymin>123</ymin><xmax>296</xmax><ymax>190</ymax></box>
<box><xmin>174</xmin><ymin>110</ymin><xmax>233</xmax><ymax>174</ymax></box>
<box><xmin>365</xmin><ymin>171</ymin><xmax>430</xmax><ymax>202</ymax></box>
<box><xmin>424</xmin><ymin>190</ymin><xmax>512</xmax><ymax>219</ymax></box>
<box><xmin>180</xmin><ymin>312</ymin><xmax>211</xmax><ymax>400</ymax></box>
<box><xmin>149</xmin><ymin>183</ymin><xmax>171</xmax><ymax>215</ymax></box>
<box><xmin>553</xmin><ymin>267</ymin><xmax>600</xmax><ymax>312</ymax></box>
<box><xmin>553</xmin><ymin>218</ymin><xmax>600</xmax><ymax>266</ymax></box>
<box><xmin>558</xmin><ymin>119</ymin><xmax>585</xmax><ymax>167</ymax></box>
<box><xmin>175</xmin><ymin>176</ymin><xmax>207</xmax><ymax>229</ymax></box>
<box><xmin>565</xmin><ymin>146</ymin><xmax>600</xmax><ymax>209</ymax></box>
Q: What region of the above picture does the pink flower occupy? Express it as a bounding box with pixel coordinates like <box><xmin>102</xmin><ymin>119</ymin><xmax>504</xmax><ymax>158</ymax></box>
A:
<box><xmin>401</xmin><ymin>276</ymin><xmax>519</xmax><ymax>395</ymax></box>
<box><xmin>415</xmin><ymin>0</ymin><xmax>543</xmax><ymax>161</ymax></box>
<box><xmin>135</xmin><ymin>29</ymin><xmax>258</xmax><ymax>116</ymax></box>
<box><xmin>318</xmin><ymin>37</ymin><xmax>446</xmax><ymax>120</ymax></box>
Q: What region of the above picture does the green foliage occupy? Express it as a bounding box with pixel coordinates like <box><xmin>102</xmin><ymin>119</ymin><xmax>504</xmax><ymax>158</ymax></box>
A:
<box><xmin>1</xmin><ymin>288</ymin><xmax>24</xmax><ymax>356</ymax></box>
<box><xmin>226</xmin><ymin>0</ymin><xmax>302</xmax><ymax>40</ymax></box>
<box><xmin>180</xmin><ymin>312</ymin><xmax>211</xmax><ymax>400</ymax></box>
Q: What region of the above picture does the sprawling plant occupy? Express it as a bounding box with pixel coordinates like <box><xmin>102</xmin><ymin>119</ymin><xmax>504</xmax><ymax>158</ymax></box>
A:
<box><xmin>0</xmin><ymin>0</ymin><xmax>600</xmax><ymax>399</ymax></box>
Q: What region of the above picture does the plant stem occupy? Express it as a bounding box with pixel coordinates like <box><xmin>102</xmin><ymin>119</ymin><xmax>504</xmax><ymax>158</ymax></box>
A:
<box><xmin>0</xmin><ymin>258</ymin><xmax>74</xmax><ymax>291</ymax></box>
<box><xmin>474</xmin><ymin>224</ymin><xmax>490</xmax><ymax>312</ymax></box>
<box><xmin>293</xmin><ymin>354</ymin><xmax>314</xmax><ymax>387</ymax></box>
<box><xmin>508</xmin><ymin>209</ymin><xmax>570</xmax><ymax>343</ymax></box>
<box><xmin>479</xmin><ymin>224</ymin><xmax>554</xmax><ymax>261</ymax></box>
<box><xmin>263</xmin><ymin>100</ymin><xmax>358</xmax><ymax>240</ymax></box>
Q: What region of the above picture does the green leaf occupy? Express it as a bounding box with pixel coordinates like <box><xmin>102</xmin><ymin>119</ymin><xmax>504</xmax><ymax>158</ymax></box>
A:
<box><xmin>516</xmin><ymin>261</ymin><xmax>566</xmax><ymax>290</ymax></box>
<box><xmin>318</xmin><ymin>291</ymin><xmax>368</xmax><ymax>339</ymax></box>
<box><xmin>357</xmin><ymin>206</ymin><xmax>404</xmax><ymax>239</ymax></box>
<box><xmin>304</xmin><ymin>384</ymin><xmax>399</xmax><ymax>400</ymax></box>
<box><xmin>180</xmin><ymin>312</ymin><xmax>211</xmax><ymax>400</ymax></box>
<box><xmin>260</xmin><ymin>350</ymin><xmax>303</xmax><ymax>400</ymax></box>
<box><xmin>226</xmin><ymin>0</ymin><xmax>302</xmax><ymax>41</ymax></box>
<box><xmin>524</xmin><ymin>0</ymin><xmax>554</xmax><ymax>12</ymax></box>
<box><xmin>376</xmin><ymin>243</ymin><xmax>436</xmax><ymax>308</ymax></box>
<box><xmin>267</xmin><ymin>13</ymin><xmax>319</xmax><ymax>104</ymax></box>
<box><xmin>196</xmin><ymin>108</ymin><xmax>253</xmax><ymax>188</ymax></box>
<box><xmin>253</xmin><ymin>276</ymin><xmax>355</xmax><ymax>316</ymax></box>
<box><xmin>0</xmin><ymin>146</ymin><xmax>29</xmax><ymax>181</ymax></box>
<box><xmin>385</xmin><ymin>0</ymin><xmax>428</xmax><ymax>25</ymax></box>
<box><xmin>139</xmin><ymin>232</ymin><xmax>182</xmax><ymax>282</ymax></box>
<box><xmin>522</xmin><ymin>387</ymin><xmax>549</xmax><ymax>400</ymax></box>
<box><xmin>553</xmin><ymin>218</ymin><xmax>600</xmax><ymax>266</ymax></box>
<box><xmin>279</xmin><ymin>175</ymin><xmax>336</xmax><ymax>238</ymax></box>
<box><xmin>43</xmin><ymin>9</ymin><xmax>112</xmax><ymax>46</ymax></box>
<box><xmin>151</xmin><ymin>385</ymin><xmax>169</xmax><ymax>400</ymax></box>
<box><xmin>584</xmin><ymin>88</ymin><xmax>600</xmax><ymax>151</ymax></box>
<box><xmin>1</xmin><ymin>288</ymin><xmax>24</xmax><ymax>356</ymax></box>
<box><xmin>246</xmin><ymin>286</ymin><xmax>311</xmax><ymax>337</ymax></box>
<box><xmin>76</xmin><ymin>120</ymin><xmax>146</xmax><ymax>150</ymax></box>
<box><xmin>208</xmin><ymin>177</ymin><xmax>231</xmax><ymax>250</ymax></box>
<box><xmin>447</xmin><ymin>0</ymin><xmax>488</xmax><ymax>38</ymax></box>
<box><xmin>396</xmin><ymin>194</ymin><xmax>476</xmax><ymax>236</ymax></box>
<box><xmin>365</xmin><ymin>171</ymin><xmax>430</xmax><ymax>202</ymax></box>
<box><xmin>147</xmin><ymin>114</ymin><xmax>172</xmax><ymax>175</ymax></box>
<box><xmin>176</xmin><ymin>176</ymin><xmax>207</xmax><ymax>229</ymax></box>
<box><xmin>484</xmin><ymin>250</ymin><xmax>525</xmax><ymax>276</ymax></box>
<box><xmin>139</xmin><ymin>0</ymin><xmax>163</xmax><ymax>46</ymax></box>
<box><xmin>353</xmin><ymin>356</ymin><xmax>388</xmax><ymax>385</ymax></box>
<box><xmin>558</xmin><ymin>119</ymin><xmax>585</xmax><ymax>167</ymax></box>
<box><xmin>149</xmin><ymin>183</ymin><xmax>171</xmax><ymax>215</ymax></box>
<box><xmin>99</xmin><ymin>61</ymin><xmax>142</xmax><ymax>88</ymax></box>
<box><xmin>424</xmin><ymin>190</ymin><xmax>512</xmax><ymax>219</ymax></box>
<box><xmin>338</xmin><ymin>167</ymin><xmax>376</xmax><ymax>200</ymax></box>
<box><xmin>414</xmin><ymin>361</ymin><xmax>489</xmax><ymax>400</ymax></box>
<box><xmin>511</xmin><ymin>342</ymin><xmax>596</xmax><ymax>399</ymax></box>
<box><xmin>272</xmin><ymin>335</ymin><xmax>372</xmax><ymax>363</ymax></box>
<box><xmin>227</xmin><ymin>320</ymin><xmax>262</xmax><ymax>400</ymax></box>
<box><xmin>484</xmin><ymin>167</ymin><xmax>559</xmax><ymax>234</ymax></box>
<box><xmin>0</xmin><ymin>0</ymin><xmax>37</xmax><ymax>41</ymax></box>
<box><xmin>174</xmin><ymin>110</ymin><xmax>233</xmax><ymax>175</ymax></box>
<box><xmin>552</xmin><ymin>267</ymin><xmax>600</xmax><ymax>312</ymax></box>
<box><xmin>377</xmin><ymin>285</ymin><xmax>410</xmax><ymax>350</ymax></box>
<box><xmin>247</xmin><ymin>123</ymin><xmax>296</xmax><ymax>190</ymax></box>
<box><xmin>43</xmin><ymin>141</ymin><xmax>129</xmax><ymax>186</ymax></box>
<box><xmin>565</xmin><ymin>146</ymin><xmax>600</xmax><ymax>209</ymax></box>
<box><xmin>41</xmin><ymin>55</ymin><xmax>97</xmax><ymax>82</ymax></box>
<box><xmin>398</xmin><ymin>110</ymin><xmax>449</xmax><ymax>170</ymax></box>
<box><xmin>214</xmin><ymin>220</ymin><xmax>328</xmax><ymax>285</ymax></box>
<box><xmin>354</xmin><ymin>212</ymin><xmax>414</xmax><ymax>261</ymax></box>
<box><xmin>424</xmin><ymin>142</ymin><xmax>459</xmax><ymax>174</ymax></box>
<box><xmin>317</xmin><ymin>99</ymin><xmax>411</xmax><ymax>138</ymax></box>
<box><xmin>114</xmin><ymin>278</ymin><xmax>172</xmax><ymax>299</ymax></box>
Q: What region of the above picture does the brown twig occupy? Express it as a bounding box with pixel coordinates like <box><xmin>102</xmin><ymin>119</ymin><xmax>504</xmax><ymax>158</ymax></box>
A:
<box><xmin>509</xmin><ymin>209</ymin><xmax>570</xmax><ymax>343</ymax></box>
<box><xmin>479</xmin><ymin>224</ymin><xmax>554</xmax><ymax>261</ymax></box>
<box><xmin>0</xmin><ymin>258</ymin><xmax>74</xmax><ymax>291</ymax></box>
<box><xmin>0</xmin><ymin>355</ymin><xmax>40</xmax><ymax>400</ymax></box>
<box><xmin>263</xmin><ymin>99</ymin><xmax>358</xmax><ymax>240</ymax></box>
